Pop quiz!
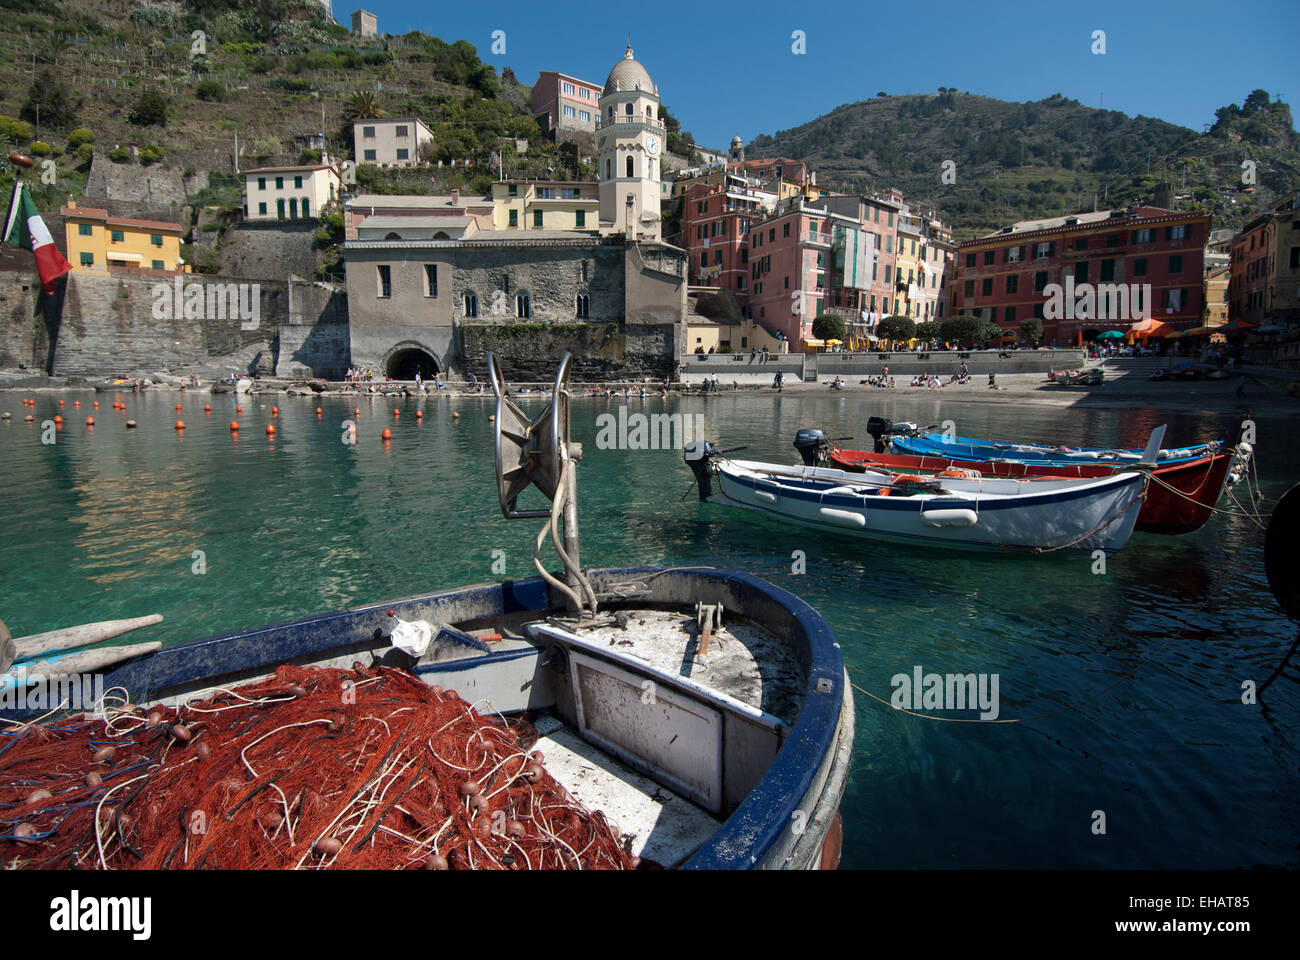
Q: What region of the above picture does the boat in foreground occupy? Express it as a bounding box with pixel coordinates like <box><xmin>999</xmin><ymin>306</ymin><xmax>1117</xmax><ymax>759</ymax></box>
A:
<box><xmin>0</xmin><ymin>354</ymin><xmax>853</xmax><ymax>870</ymax></box>
<box><xmin>797</xmin><ymin>427</ymin><xmax>1253</xmax><ymax>536</ymax></box>
<box><xmin>686</xmin><ymin>444</ymin><xmax>1148</xmax><ymax>554</ymax></box>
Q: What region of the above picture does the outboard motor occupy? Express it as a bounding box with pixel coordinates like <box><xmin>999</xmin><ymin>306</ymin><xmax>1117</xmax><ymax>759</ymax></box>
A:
<box><xmin>793</xmin><ymin>428</ymin><xmax>828</xmax><ymax>466</ymax></box>
<box><xmin>865</xmin><ymin>416</ymin><xmax>893</xmax><ymax>453</ymax></box>
<box><xmin>684</xmin><ymin>440</ymin><xmax>717</xmax><ymax>500</ymax></box>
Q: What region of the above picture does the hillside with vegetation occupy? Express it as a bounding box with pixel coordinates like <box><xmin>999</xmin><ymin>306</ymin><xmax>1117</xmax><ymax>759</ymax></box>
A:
<box><xmin>747</xmin><ymin>89</ymin><xmax>1300</xmax><ymax>239</ymax></box>
<box><xmin>0</xmin><ymin>0</ymin><xmax>701</xmax><ymax>210</ymax></box>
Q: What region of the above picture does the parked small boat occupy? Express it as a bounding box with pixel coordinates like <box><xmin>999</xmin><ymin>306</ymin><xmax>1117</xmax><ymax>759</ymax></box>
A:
<box><xmin>871</xmin><ymin>418</ymin><xmax>1218</xmax><ymax>465</ymax></box>
<box><xmin>685</xmin><ymin>443</ymin><xmax>1149</xmax><ymax>554</ymax></box>
<box><xmin>796</xmin><ymin>428</ymin><xmax>1253</xmax><ymax>536</ymax></box>
<box><xmin>1</xmin><ymin>354</ymin><xmax>853</xmax><ymax>871</ymax></box>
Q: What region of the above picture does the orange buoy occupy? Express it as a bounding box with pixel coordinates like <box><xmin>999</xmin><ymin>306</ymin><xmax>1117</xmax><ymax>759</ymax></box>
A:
<box><xmin>126</xmin><ymin>420</ymin><xmax>137</xmax><ymax>428</ymax></box>
<box><xmin>381</xmin><ymin>428</ymin><xmax>392</xmax><ymax>439</ymax></box>
<box><xmin>92</xmin><ymin>401</ymin><xmax>99</xmax><ymax>409</ymax></box>
<box><xmin>204</xmin><ymin>404</ymin><xmax>211</xmax><ymax>413</ymax></box>
<box><xmin>353</xmin><ymin>407</ymin><xmax>360</xmax><ymax>415</ymax></box>
<box><xmin>86</xmin><ymin>417</ymin><xmax>95</xmax><ymax>425</ymax></box>
<box><xmin>415</xmin><ymin>410</ymin><xmax>423</xmax><ymax>419</ymax></box>
<box><xmin>24</xmin><ymin>415</ymin><xmax>33</xmax><ymax>422</ymax></box>
<box><xmin>52</xmin><ymin>415</ymin><xmax>63</xmax><ymax>424</ymax></box>
<box><xmin>175</xmin><ymin>420</ymin><xmax>185</xmax><ymax>430</ymax></box>
<box><xmin>265</xmin><ymin>424</ymin><xmax>275</xmax><ymax>436</ymax></box>
<box><xmin>236</xmin><ymin>405</ymin><xmax>243</xmax><ymax>414</ymax></box>
<box><xmin>74</xmin><ymin>401</ymin><xmax>81</xmax><ymax>407</ymax></box>
<box><xmin>230</xmin><ymin>421</ymin><xmax>239</xmax><ymax>431</ymax></box>
<box><xmin>489</xmin><ymin>415</ymin><xmax>495</xmax><ymax>421</ymax></box>
<box><xmin>58</xmin><ymin>400</ymin><xmax>64</xmax><ymax>407</ymax></box>
<box><xmin>176</xmin><ymin>403</ymin><xmax>183</xmax><ymax>411</ymax></box>
<box><xmin>272</xmin><ymin>406</ymin><xmax>279</xmax><ymax>416</ymax></box>
<box><xmin>392</xmin><ymin>408</ymin><xmax>400</xmax><ymax>416</ymax></box>
<box><xmin>315</xmin><ymin>407</ymin><xmax>323</xmax><ymax>415</ymax></box>
<box><xmin>452</xmin><ymin>412</ymin><xmax>460</xmax><ymax>419</ymax></box>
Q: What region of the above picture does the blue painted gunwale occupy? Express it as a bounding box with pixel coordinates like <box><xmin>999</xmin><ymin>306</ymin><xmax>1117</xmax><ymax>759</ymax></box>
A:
<box><xmin>0</xmin><ymin>567</ymin><xmax>846</xmax><ymax>872</ymax></box>
<box><xmin>893</xmin><ymin>433</ymin><xmax>1217</xmax><ymax>466</ymax></box>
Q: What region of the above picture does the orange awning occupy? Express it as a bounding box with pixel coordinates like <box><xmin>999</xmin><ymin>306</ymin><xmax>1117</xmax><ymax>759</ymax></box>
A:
<box><xmin>1128</xmin><ymin>318</ymin><xmax>1174</xmax><ymax>337</ymax></box>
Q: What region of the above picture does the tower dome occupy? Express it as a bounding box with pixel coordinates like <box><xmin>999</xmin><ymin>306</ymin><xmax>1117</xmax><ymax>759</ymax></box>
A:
<box><xmin>603</xmin><ymin>43</ymin><xmax>654</xmax><ymax>95</ymax></box>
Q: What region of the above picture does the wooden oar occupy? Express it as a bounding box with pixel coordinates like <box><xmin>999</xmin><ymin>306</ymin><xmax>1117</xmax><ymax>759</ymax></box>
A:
<box><xmin>1</xmin><ymin>641</ymin><xmax>163</xmax><ymax>692</ymax></box>
<box><xmin>9</xmin><ymin>615</ymin><xmax>163</xmax><ymax>664</ymax></box>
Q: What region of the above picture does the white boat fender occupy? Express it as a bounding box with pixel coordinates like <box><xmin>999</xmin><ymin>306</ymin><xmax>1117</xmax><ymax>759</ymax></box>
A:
<box><xmin>919</xmin><ymin>508</ymin><xmax>979</xmax><ymax>528</ymax></box>
<box><xmin>390</xmin><ymin>617</ymin><xmax>434</xmax><ymax>657</ymax></box>
<box><xmin>818</xmin><ymin>507</ymin><xmax>867</xmax><ymax>528</ymax></box>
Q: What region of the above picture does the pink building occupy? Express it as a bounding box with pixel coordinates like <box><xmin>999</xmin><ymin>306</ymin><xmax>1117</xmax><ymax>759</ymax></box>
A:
<box><xmin>531</xmin><ymin>72</ymin><xmax>602</xmax><ymax>134</ymax></box>
<box><xmin>682</xmin><ymin>175</ymin><xmax>778</xmax><ymax>298</ymax></box>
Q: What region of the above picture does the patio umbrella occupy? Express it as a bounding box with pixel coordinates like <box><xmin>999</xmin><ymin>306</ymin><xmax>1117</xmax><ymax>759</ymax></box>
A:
<box><xmin>1096</xmin><ymin>330</ymin><xmax>1124</xmax><ymax>339</ymax></box>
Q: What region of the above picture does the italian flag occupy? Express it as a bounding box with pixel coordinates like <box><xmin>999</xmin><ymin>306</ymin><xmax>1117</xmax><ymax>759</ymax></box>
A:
<box><xmin>4</xmin><ymin>179</ymin><xmax>72</xmax><ymax>293</ymax></box>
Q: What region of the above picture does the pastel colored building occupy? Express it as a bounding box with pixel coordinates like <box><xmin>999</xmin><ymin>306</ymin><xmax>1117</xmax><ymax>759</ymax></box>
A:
<box><xmin>681</xmin><ymin>175</ymin><xmax>778</xmax><ymax>296</ymax></box>
<box><xmin>744</xmin><ymin>196</ymin><xmax>864</xmax><ymax>349</ymax></box>
<box><xmin>1229</xmin><ymin>192</ymin><xmax>1300</xmax><ymax>329</ymax></box>
<box><xmin>491</xmin><ymin>180</ymin><xmax>600</xmax><ymax>232</ymax></box>
<box><xmin>244</xmin><ymin>164</ymin><xmax>342</xmax><ymax>221</ymax></box>
<box><xmin>352</xmin><ymin>118</ymin><xmax>434</xmax><ymax>167</ymax></box>
<box><xmin>60</xmin><ymin>200</ymin><xmax>186</xmax><ymax>273</ymax></box>
<box><xmin>953</xmin><ymin>206</ymin><xmax>1213</xmax><ymax>344</ymax></box>
<box><xmin>531</xmin><ymin>72</ymin><xmax>602</xmax><ymax>134</ymax></box>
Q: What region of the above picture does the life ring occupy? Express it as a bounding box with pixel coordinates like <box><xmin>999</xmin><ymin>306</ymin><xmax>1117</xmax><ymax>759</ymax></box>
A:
<box><xmin>890</xmin><ymin>474</ymin><xmax>929</xmax><ymax>485</ymax></box>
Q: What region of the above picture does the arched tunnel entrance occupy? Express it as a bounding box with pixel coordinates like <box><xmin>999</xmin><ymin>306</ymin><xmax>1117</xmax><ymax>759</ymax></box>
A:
<box><xmin>385</xmin><ymin>346</ymin><xmax>439</xmax><ymax>380</ymax></box>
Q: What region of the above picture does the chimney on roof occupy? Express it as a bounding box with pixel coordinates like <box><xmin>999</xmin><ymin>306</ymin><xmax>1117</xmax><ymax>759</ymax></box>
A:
<box><xmin>450</xmin><ymin>188</ymin><xmax>460</xmax><ymax>205</ymax></box>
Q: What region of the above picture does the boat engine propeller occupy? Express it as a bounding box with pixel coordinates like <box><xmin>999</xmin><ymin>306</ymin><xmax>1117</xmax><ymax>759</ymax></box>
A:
<box><xmin>488</xmin><ymin>351</ymin><xmax>597</xmax><ymax>616</ymax></box>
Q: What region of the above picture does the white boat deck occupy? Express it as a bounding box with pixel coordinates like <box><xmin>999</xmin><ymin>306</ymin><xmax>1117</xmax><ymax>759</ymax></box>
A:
<box><xmin>533</xmin><ymin>715</ymin><xmax>721</xmax><ymax>868</ymax></box>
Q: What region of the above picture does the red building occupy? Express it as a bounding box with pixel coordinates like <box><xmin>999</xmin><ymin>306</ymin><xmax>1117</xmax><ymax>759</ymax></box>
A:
<box><xmin>953</xmin><ymin>207</ymin><xmax>1212</xmax><ymax>344</ymax></box>
<box><xmin>681</xmin><ymin>175</ymin><xmax>778</xmax><ymax>300</ymax></box>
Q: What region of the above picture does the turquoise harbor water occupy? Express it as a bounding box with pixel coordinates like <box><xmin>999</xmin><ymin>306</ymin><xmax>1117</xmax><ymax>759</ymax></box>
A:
<box><xmin>1</xmin><ymin>388</ymin><xmax>1297</xmax><ymax>868</ymax></box>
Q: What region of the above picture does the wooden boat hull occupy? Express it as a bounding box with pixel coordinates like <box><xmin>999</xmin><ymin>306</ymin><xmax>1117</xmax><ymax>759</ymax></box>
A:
<box><xmin>0</xmin><ymin>567</ymin><xmax>853</xmax><ymax>871</ymax></box>
<box><xmin>827</xmin><ymin>448</ymin><xmax>1239</xmax><ymax>535</ymax></box>
<box><xmin>710</xmin><ymin>459</ymin><xmax>1147</xmax><ymax>553</ymax></box>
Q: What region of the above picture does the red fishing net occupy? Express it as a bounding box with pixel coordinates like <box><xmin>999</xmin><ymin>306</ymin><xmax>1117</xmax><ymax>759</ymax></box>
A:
<box><xmin>0</xmin><ymin>664</ymin><xmax>634</xmax><ymax>870</ymax></box>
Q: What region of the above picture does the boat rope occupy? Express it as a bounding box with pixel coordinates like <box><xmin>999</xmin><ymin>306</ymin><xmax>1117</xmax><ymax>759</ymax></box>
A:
<box><xmin>1145</xmin><ymin>466</ymin><xmax>1266</xmax><ymax>527</ymax></box>
<box><xmin>1031</xmin><ymin>479</ymin><xmax>1149</xmax><ymax>554</ymax></box>
<box><xmin>847</xmin><ymin>674</ymin><xmax>1133</xmax><ymax>724</ymax></box>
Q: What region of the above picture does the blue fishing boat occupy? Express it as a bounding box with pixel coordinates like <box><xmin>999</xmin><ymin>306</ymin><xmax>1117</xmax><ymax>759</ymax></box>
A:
<box><xmin>868</xmin><ymin>417</ymin><xmax>1219</xmax><ymax>466</ymax></box>
<box><xmin>0</xmin><ymin>354</ymin><xmax>853</xmax><ymax>871</ymax></box>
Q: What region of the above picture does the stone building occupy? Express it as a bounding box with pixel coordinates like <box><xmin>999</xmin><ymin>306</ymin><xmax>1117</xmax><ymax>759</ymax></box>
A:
<box><xmin>351</xmin><ymin>9</ymin><xmax>377</xmax><ymax>39</ymax></box>
<box><xmin>343</xmin><ymin>232</ymin><xmax>684</xmax><ymax>380</ymax></box>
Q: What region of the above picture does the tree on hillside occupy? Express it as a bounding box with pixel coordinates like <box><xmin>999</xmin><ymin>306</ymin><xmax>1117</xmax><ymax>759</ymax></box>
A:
<box><xmin>812</xmin><ymin>313</ymin><xmax>845</xmax><ymax>342</ymax></box>
<box><xmin>1243</xmin><ymin>89</ymin><xmax>1271</xmax><ymax>114</ymax></box>
<box><xmin>342</xmin><ymin>89</ymin><xmax>384</xmax><ymax>124</ymax></box>
<box><xmin>128</xmin><ymin>91</ymin><xmax>167</xmax><ymax>127</ymax></box>
<box><xmin>876</xmin><ymin>315</ymin><xmax>915</xmax><ymax>343</ymax></box>
<box><xmin>21</xmin><ymin>71</ymin><xmax>79</xmax><ymax>131</ymax></box>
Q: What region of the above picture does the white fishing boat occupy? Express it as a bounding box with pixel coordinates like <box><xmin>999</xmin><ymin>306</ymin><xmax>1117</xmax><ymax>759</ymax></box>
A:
<box><xmin>685</xmin><ymin>444</ymin><xmax>1150</xmax><ymax>554</ymax></box>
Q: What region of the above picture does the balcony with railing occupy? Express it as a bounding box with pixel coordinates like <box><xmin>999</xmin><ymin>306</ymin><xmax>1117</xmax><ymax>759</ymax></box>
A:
<box><xmin>594</xmin><ymin>116</ymin><xmax>667</xmax><ymax>132</ymax></box>
<box><xmin>805</xmin><ymin>230</ymin><xmax>833</xmax><ymax>247</ymax></box>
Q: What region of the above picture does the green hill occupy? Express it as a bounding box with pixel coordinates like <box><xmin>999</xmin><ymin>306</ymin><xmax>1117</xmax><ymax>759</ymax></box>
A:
<box><xmin>747</xmin><ymin>89</ymin><xmax>1300</xmax><ymax>239</ymax></box>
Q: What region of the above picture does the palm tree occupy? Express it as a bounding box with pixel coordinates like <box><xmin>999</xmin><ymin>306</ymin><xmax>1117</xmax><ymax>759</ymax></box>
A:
<box><xmin>342</xmin><ymin>90</ymin><xmax>383</xmax><ymax>124</ymax></box>
<box><xmin>38</xmin><ymin>33</ymin><xmax>73</xmax><ymax>66</ymax></box>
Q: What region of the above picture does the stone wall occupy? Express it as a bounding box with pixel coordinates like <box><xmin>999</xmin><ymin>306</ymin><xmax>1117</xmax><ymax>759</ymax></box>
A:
<box><xmin>46</xmin><ymin>272</ymin><xmax>286</xmax><ymax>378</ymax></box>
<box><xmin>0</xmin><ymin>272</ymin><xmax>57</xmax><ymax>373</ymax></box>
<box><xmin>277</xmin><ymin>279</ymin><xmax>350</xmax><ymax>378</ymax></box>
<box><xmin>84</xmin><ymin>157</ymin><xmax>209</xmax><ymax>206</ymax></box>
<box><xmin>218</xmin><ymin>220</ymin><xmax>323</xmax><ymax>282</ymax></box>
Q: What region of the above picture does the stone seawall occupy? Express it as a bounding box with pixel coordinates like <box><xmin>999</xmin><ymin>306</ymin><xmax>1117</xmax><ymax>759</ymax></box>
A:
<box><xmin>460</xmin><ymin>320</ymin><xmax>676</xmax><ymax>382</ymax></box>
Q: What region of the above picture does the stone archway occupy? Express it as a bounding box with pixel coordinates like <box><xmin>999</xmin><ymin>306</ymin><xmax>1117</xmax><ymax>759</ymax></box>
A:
<box><xmin>384</xmin><ymin>343</ymin><xmax>440</xmax><ymax>380</ymax></box>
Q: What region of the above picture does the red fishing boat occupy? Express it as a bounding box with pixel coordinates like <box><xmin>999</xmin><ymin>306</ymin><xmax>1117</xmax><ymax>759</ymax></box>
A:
<box><xmin>793</xmin><ymin>429</ymin><xmax>1251</xmax><ymax>536</ymax></box>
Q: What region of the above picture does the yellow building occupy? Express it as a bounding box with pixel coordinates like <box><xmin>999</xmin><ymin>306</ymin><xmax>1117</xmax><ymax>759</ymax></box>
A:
<box><xmin>1205</xmin><ymin>263</ymin><xmax>1230</xmax><ymax>326</ymax></box>
<box><xmin>61</xmin><ymin>201</ymin><xmax>187</xmax><ymax>273</ymax></box>
<box><xmin>490</xmin><ymin>180</ymin><xmax>599</xmax><ymax>232</ymax></box>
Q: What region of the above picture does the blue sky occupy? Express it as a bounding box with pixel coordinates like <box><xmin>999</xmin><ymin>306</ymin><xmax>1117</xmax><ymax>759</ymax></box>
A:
<box><xmin>364</xmin><ymin>0</ymin><xmax>1299</xmax><ymax>149</ymax></box>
